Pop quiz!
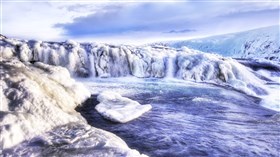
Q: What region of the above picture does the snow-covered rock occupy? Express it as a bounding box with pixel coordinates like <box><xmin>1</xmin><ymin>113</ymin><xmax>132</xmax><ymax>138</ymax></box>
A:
<box><xmin>176</xmin><ymin>51</ymin><xmax>267</xmax><ymax>96</ymax></box>
<box><xmin>0</xmin><ymin>58</ymin><xmax>146</xmax><ymax>156</ymax></box>
<box><xmin>96</xmin><ymin>91</ymin><xmax>152</xmax><ymax>123</ymax></box>
<box><xmin>154</xmin><ymin>25</ymin><xmax>280</xmax><ymax>61</ymax></box>
<box><xmin>1</xmin><ymin>59</ymin><xmax>88</xmax><ymax>148</ymax></box>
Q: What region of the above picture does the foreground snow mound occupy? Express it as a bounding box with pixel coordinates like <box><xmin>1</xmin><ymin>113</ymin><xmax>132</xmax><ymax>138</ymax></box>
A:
<box><xmin>156</xmin><ymin>25</ymin><xmax>280</xmax><ymax>61</ymax></box>
<box><xmin>96</xmin><ymin>91</ymin><xmax>152</xmax><ymax>123</ymax></box>
<box><xmin>0</xmin><ymin>58</ymin><xmax>146</xmax><ymax>156</ymax></box>
<box><xmin>0</xmin><ymin>58</ymin><xmax>90</xmax><ymax>148</ymax></box>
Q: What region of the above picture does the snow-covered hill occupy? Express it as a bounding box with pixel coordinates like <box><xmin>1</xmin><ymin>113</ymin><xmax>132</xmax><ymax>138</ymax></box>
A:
<box><xmin>153</xmin><ymin>26</ymin><xmax>280</xmax><ymax>61</ymax></box>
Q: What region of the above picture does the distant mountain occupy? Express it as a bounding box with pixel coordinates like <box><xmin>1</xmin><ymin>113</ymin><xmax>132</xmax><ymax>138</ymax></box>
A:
<box><xmin>153</xmin><ymin>26</ymin><xmax>280</xmax><ymax>61</ymax></box>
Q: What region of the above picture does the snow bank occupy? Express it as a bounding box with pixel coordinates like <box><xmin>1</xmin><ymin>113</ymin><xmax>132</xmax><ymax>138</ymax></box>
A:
<box><xmin>0</xmin><ymin>58</ymin><xmax>146</xmax><ymax>156</ymax></box>
<box><xmin>0</xmin><ymin>58</ymin><xmax>89</xmax><ymax>148</ymax></box>
<box><xmin>96</xmin><ymin>91</ymin><xmax>152</xmax><ymax>123</ymax></box>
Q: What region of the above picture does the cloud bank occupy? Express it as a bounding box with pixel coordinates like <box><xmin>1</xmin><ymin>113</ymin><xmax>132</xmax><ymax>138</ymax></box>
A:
<box><xmin>2</xmin><ymin>0</ymin><xmax>279</xmax><ymax>43</ymax></box>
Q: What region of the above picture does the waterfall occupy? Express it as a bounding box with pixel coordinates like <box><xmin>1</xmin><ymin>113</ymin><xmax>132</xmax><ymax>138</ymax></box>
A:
<box><xmin>89</xmin><ymin>54</ymin><xmax>96</xmax><ymax>77</ymax></box>
<box><xmin>166</xmin><ymin>56</ymin><xmax>175</xmax><ymax>78</ymax></box>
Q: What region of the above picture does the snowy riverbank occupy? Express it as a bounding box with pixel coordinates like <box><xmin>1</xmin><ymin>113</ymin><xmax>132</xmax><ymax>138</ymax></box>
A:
<box><xmin>0</xmin><ymin>58</ymin><xmax>146</xmax><ymax>156</ymax></box>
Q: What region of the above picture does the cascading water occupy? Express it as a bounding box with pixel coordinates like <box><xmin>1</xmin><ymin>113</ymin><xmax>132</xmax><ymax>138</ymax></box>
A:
<box><xmin>165</xmin><ymin>56</ymin><xmax>175</xmax><ymax>78</ymax></box>
<box><xmin>89</xmin><ymin>54</ymin><xmax>96</xmax><ymax>78</ymax></box>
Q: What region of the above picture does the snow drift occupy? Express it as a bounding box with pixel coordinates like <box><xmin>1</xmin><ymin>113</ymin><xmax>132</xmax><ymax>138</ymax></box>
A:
<box><xmin>154</xmin><ymin>25</ymin><xmax>280</xmax><ymax>61</ymax></box>
<box><xmin>0</xmin><ymin>58</ymin><xmax>145</xmax><ymax>156</ymax></box>
<box><xmin>96</xmin><ymin>91</ymin><xmax>152</xmax><ymax>123</ymax></box>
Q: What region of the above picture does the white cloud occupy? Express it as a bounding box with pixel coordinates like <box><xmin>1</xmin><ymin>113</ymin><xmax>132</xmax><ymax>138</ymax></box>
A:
<box><xmin>2</xmin><ymin>1</ymin><xmax>101</xmax><ymax>40</ymax></box>
<box><xmin>2</xmin><ymin>1</ymin><xmax>279</xmax><ymax>43</ymax></box>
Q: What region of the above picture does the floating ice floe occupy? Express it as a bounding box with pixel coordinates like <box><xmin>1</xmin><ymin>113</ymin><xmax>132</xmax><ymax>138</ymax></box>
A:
<box><xmin>96</xmin><ymin>91</ymin><xmax>152</xmax><ymax>123</ymax></box>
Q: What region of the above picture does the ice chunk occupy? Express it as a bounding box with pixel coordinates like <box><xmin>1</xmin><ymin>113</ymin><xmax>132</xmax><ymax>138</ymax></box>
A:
<box><xmin>96</xmin><ymin>91</ymin><xmax>152</xmax><ymax>123</ymax></box>
<box><xmin>19</xmin><ymin>43</ymin><xmax>32</xmax><ymax>62</ymax></box>
<box><xmin>0</xmin><ymin>46</ymin><xmax>14</xmax><ymax>59</ymax></box>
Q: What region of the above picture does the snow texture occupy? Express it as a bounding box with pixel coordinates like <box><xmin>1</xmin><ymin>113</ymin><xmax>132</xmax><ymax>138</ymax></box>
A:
<box><xmin>154</xmin><ymin>25</ymin><xmax>280</xmax><ymax>61</ymax></box>
<box><xmin>175</xmin><ymin>49</ymin><xmax>268</xmax><ymax>96</ymax></box>
<box><xmin>96</xmin><ymin>91</ymin><xmax>152</xmax><ymax>123</ymax></box>
<box><xmin>3</xmin><ymin>123</ymin><xmax>147</xmax><ymax>157</ymax></box>
<box><xmin>0</xmin><ymin>58</ymin><xmax>146</xmax><ymax>156</ymax></box>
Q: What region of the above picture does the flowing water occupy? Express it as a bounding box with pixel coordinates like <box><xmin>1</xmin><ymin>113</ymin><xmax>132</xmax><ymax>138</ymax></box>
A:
<box><xmin>165</xmin><ymin>57</ymin><xmax>175</xmax><ymax>78</ymax></box>
<box><xmin>77</xmin><ymin>78</ymin><xmax>280</xmax><ymax>157</ymax></box>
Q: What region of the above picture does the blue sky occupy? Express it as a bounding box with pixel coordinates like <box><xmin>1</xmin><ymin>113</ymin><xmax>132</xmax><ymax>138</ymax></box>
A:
<box><xmin>2</xmin><ymin>0</ymin><xmax>279</xmax><ymax>44</ymax></box>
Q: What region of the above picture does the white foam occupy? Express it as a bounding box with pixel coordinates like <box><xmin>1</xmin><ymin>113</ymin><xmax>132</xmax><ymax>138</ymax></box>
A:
<box><xmin>256</xmin><ymin>69</ymin><xmax>280</xmax><ymax>83</ymax></box>
<box><xmin>260</xmin><ymin>85</ymin><xmax>280</xmax><ymax>112</ymax></box>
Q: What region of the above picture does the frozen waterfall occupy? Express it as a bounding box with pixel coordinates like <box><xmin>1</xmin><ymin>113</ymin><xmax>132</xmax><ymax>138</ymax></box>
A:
<box><xmin>0</xmin><ymin>38</ymin><xmax>273</xmax><ymax>97</ymax></box>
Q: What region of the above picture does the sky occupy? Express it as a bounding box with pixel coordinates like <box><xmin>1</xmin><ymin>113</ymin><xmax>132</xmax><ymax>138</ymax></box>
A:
<box><xmin>1</xmin><ymin>0</ymin><xmax>279</xmax><ymax>44</ymax></box>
